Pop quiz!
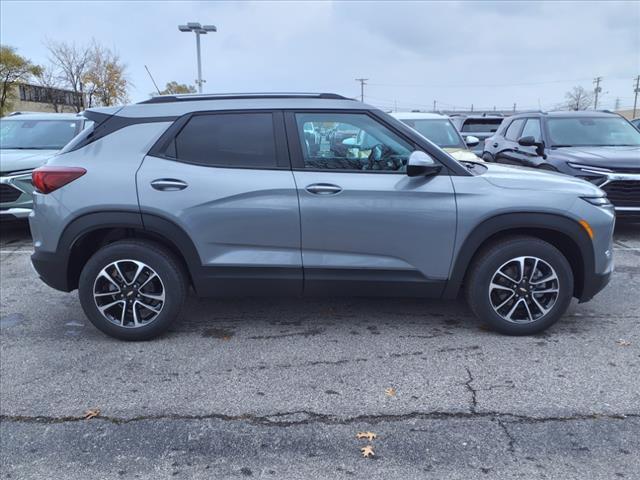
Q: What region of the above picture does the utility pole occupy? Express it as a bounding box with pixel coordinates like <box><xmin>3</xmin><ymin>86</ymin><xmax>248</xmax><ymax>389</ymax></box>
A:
<box><xmin>355</xmin><ymin>78</ymin><xmax>368</xmax><ymax>102</ymax></box>
<box><xmin>634</xmin><ymin>75</ymin><xmax>640</xmax><ymax>117</ymax></box>
<box><xmin>470</xmin><ymin>103</ymin><xmax>474</xmax><ymax>112</ymax></box>
<box><xmin>593</xmin><ymin>76</ymin><xmax>602</xmax><ymax>110</ymax></box>
<box><xmin>179</xmin><ymin>22</ymin><xmax>217</xmax><ymax>94</ymax></box>
<box><xmin>433</xmin><ymin>100</ymin><xmax>437</xmax><ymax>112</ymax></box>
<box><xmin>614</xmin><ymin>97</ymin><xmax>620</xmax><ymax>111</ymax></box>
<box><xmin>513</xmin><ymin>103</ymin><xmax>516</xmax><ymax>113</ymax></box>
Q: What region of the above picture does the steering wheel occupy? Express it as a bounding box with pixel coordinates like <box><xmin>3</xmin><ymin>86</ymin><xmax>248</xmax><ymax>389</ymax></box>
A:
<box><xmin>366</xmin><ymin>144</ymin><xmax>398</xmax><ymax>170</ymax></box>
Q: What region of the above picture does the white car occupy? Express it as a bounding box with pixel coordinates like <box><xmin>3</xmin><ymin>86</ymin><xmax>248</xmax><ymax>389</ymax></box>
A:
<box><xmin>391</xmin><ymin>112</ymin><xmax>482</xmax><ymax>162</ymax></box>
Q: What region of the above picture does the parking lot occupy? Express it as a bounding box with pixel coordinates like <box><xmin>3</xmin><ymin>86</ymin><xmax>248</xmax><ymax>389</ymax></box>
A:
<box><xmin>0</xmin><ymin>220</ymin><xmax>639</xmax><ymax>479</ymax></box>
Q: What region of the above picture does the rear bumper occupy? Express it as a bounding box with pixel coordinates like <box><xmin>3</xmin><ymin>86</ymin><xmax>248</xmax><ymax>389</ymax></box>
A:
<box><xmin>31</xmin><ymin>250</ymin><xmax>72</xmax><ymax>292</ymax></box>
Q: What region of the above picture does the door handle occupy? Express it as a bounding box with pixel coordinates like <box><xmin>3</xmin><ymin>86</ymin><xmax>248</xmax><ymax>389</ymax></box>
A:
<box><xmin>305</xmin><ymin>183</ymin><xmax>342</xmax><ymax>195</ymax></box>
<box><xmin>150</xmin><ymin>179</ymin><xmax>188</xmax><ymax>191</ymax></box>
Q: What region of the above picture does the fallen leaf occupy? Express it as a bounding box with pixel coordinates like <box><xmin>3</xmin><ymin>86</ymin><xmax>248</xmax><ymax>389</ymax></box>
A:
<box><xmin>616</xmin><ymin>339</ymin><xmax>631</xmax><ymax>347</ymax></box>
<box><xmin>356</xmin><ymin>431</ymin><xmax>377</xmax><ymax>441</ymax></box>
<box><xmin>385</xmin><ymin>387</ymin><xmax>396</xmax><ymax>397</ymax></box>
<box><xmin>361</xmin><ymin>445</ymin><xmax>375</xmax><ymax>458</ymax></box>
<box><xmin>84</xmin><ymin>408</ymin><xmax>100</xmax><ymax>420</ymax></box>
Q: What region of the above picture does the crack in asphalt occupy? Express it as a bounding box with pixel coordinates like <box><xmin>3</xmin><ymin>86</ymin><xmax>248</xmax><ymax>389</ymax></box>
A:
<box><xmin>2</xmin><ymin>411</ymin><xmax>636</xmax><ymax>427</ymax></box>
<box><xmin>497</xmin><ymin>419</ymin><xmax>516</xmax><ymax>453</ymax></box>
<box><xmin>464</xmin><ymin>366</ymin><xmax>478</xmax><ymax>413</ymax></box>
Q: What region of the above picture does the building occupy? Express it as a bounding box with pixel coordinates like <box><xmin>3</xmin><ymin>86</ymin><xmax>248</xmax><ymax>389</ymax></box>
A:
<box><xmin>8</xmin><ymin>83</ymin><xmax>83</xmax><ymax>114</ymax></box>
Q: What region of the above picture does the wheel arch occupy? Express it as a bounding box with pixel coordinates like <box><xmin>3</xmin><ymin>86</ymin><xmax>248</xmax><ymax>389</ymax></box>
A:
<box><xmin>443</xmin><ymin>212</ymin><xmax>594</xmax><ymax>301</ymax></box>
<box><xmin>59</xmin><ymin>211</ymin><xmax>202</xmax><ymax>292</ymax></box>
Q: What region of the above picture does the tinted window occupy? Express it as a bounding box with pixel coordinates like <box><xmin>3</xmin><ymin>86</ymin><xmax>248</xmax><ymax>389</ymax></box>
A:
<box><xmin>399</xmin><ymin>119</ymin><xmax>465</xmax><ymax>149</ymax></box>
<box><xmin>295</xmin><ymin>113</ymin><xmax>412</xmax><ymax>171</ymax></box>
<box><xmin>504</xmin><ymin>119</ymin><xmax>525</xmax><ymax>141</ymax></box>
<box><xmin>461</xmin><ymin>119</ymin><xmax>502</xmax><ymax>133</ymax></box>
<box><xmin>547</xmin><ymin>117</ymin><xmax>640</xmax><ymax>147</ymax></box>
<box><xmin>0</xmin><ymin>119</ymin><xmax>82</xmax><ymax>150</ymax></box>
<box><xmin>171</xmin><ymin>113</ymin><xmax>277</xmax><ymax>167</ymax></box>
<box><xmin>521</xmin><ymin>119</ymin><xmax>542</xmax><ymax>142</ymax></box>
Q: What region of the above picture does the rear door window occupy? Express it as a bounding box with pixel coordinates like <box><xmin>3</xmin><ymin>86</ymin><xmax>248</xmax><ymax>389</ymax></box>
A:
<box><xmin>169</xmin><ymin>113</ymin><xmax>277</xmax><ymax>168</ymax></box>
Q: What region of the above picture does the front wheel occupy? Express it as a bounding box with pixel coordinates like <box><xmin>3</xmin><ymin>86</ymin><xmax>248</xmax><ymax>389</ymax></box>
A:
<box><xmin>78</xmin><ymin>240</ymin><xmax>188</xmax><ymax>340</ymax></box>
<box><xmin>465</xmin><ymin>236</ymin><xmax>573</xmax><ymax>335</ymax></box>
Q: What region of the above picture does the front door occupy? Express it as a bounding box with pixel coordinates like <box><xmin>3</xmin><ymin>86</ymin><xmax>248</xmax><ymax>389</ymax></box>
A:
<box><xmin>285</xmin><ymin>111</ymin><xmax>457</xmax><ymax>297</ymax></box>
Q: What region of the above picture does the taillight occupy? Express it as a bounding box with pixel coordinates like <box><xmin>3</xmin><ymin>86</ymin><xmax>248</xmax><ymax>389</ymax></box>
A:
<box><xmin>32</xmin><ymin>166</ymin><xmax>86</xmax><ymax>194</ymax></box>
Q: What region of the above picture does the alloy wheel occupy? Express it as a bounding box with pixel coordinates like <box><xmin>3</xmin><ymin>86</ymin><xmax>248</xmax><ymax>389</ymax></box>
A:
<box><xmin>488</xmin><ymin>256</ymin><xmax>560</xmax><ymax>324</ymax></box>
<box><xmin>93</xmin><ymin>259</ymin><xmax>165</xmax><ymax>328</ymax></box>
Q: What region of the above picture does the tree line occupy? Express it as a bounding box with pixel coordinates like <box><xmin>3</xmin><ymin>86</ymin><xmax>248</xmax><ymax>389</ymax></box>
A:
<box><xmin>1</xmin><ymin>42</ymin><xmax>197</xmax><ymax>116</ymax></box>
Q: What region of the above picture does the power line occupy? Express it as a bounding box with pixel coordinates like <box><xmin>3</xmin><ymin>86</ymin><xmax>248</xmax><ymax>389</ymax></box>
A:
<box><xmin>593</xmin><ymin>76</ymin><xmax>602</xmax><ymax>110</ymax></box>
<box><xmin>634</xmin><ymin>75</ymin><xmax>640</xmax><ymax>117</ymax></box>
<box><xmin>355</xmin><ymin>78</ymin><xmax>368</xmax><ymax>102</ymax></box>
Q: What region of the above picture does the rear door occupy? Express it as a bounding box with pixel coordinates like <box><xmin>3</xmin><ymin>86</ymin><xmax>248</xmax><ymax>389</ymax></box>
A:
<box><xmin>137</xmin><ymin>110</ymin><xmax>302</xmax><ymax>295</ymax></box>
<box><xmin>285</xmin><ymin>111</ymin><xmax>457</xmax><ymax>297</ymax></box>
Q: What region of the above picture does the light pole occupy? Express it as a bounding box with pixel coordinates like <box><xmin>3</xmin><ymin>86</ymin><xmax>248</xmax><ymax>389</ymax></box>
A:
<box><xmin>178</xmin><ymin>22</ymin><xmax>217</xmax><ymax>94</ymax></box>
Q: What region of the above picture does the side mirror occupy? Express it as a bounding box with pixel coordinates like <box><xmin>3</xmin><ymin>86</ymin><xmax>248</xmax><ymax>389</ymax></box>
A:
<box><xmin>407</xmin><ymin>151</ymin><xmax>441</xmax><ymax>177</ymax></box>
<box><xmin>465</xmin><ymin>135</ymin><xmax>480</xmax><ymax>147</ymax></box>
<box><xmin>518</xmin><ymin>136</ymin><xmax>546</xmax><ymax>158</ymax></box>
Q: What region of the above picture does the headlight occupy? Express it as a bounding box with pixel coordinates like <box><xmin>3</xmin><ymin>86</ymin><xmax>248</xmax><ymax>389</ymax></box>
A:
<box><xmin>581</xmin><ymin>196</ymin><xmax>612</xmax><ymax>207</ymax></box>
<box><xmin>568</xmin><ymin>163</ymin><xmax>612</xmax><ymax>174</ymax></box>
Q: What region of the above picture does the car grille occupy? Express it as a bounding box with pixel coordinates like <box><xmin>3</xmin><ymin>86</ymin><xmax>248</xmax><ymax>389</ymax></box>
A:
<box><xmin>602</xmin><ymin>181</ymin><xmax>640</xmax><ymax>208</ymax></box>
<box><xmin>0</xmin><ymin>184</ymin><xmax>22</xmax><ymax>203</ymax></box>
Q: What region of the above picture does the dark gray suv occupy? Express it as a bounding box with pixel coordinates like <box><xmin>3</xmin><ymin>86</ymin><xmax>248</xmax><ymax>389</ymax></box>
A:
<box><xmin>29</xmin><ymin>93</ymin><xmax>615</xmax><ymax>340</ymax></box>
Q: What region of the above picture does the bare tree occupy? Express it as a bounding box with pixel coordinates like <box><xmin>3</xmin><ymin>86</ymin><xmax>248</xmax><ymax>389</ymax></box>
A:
<box><xmin>563</xmin><ymin>86</ymin><xmax>594</xmax><ymax>111</ymax></box>
<box><xmin>34</xmin><ymin>65</ymin><xmax>64</xmax><ymax>112</ymax></box>
<box><xmin>46</xmin><ymin>40</ymin><xmax>91</xmax><ymax>112</ymax></box>
<box><xmin>83</xmin><ymin>42</ymin><xmax>129</xmax><ymax>107</ymax></box>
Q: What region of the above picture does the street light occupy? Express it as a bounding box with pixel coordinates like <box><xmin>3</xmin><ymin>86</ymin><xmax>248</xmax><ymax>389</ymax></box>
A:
<box><xmin>178</xmin><ymin>22</ymin><xmax>217</xmax><ymax>94</ymax></box>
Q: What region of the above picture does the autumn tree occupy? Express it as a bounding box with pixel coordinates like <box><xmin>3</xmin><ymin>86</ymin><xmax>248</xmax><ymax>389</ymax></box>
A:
<box><xmin>158</xmin><ymin>81</ymin><xmax>197</xmax><ymax>95</ymax></box>
<box><xmin>83</xmin><ymin>42</ymin><xmax>129</xmax><ymax>107</ymax></box>
<box><xmin>0</xmin><ymin>45</ymin><xmax>42</xmax><ymax>116</ymax></box>
<box><xmin>563</xmin><ymin>86</ymin><xmax>594</xmax><ymax>111</ymax></box>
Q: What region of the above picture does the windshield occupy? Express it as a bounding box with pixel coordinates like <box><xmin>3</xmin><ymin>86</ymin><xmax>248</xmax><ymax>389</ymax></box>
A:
<box><xmin>400</xmin><ymin>119</ymin><xmax>466</xmax><ymax>149</ymax></box>
<box><xmin>0</xmin><ymin>118</ymin><xmax>82</xmax><ymax>150</ymax></box>
<box><xmin>548</xmin><ymin>117</ymin><xmax>640</xmax><ymax>147</ymax></box>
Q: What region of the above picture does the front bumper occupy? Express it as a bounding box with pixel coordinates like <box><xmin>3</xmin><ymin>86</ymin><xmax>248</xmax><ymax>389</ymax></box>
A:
<box><xmin>579</xmin><ymin>270</ymin><xmax>612</xmax><ymax>303</ymax></box>
<box><xmin>0</xmin><ymin>170</ymin><xmax>35</xmax><ymax>219</ymax></box>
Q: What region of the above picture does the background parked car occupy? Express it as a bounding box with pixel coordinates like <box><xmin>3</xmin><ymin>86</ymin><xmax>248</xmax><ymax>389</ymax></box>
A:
<box><xmin>482</xmin><ymin>110</ymin><xmax>640</xmax><ymax>219</ymax></box>
<box><xmin>449</xmin><ymin>113</ymin><xmax>504</xmax><ymax>155</ymax></box>
<box><xmin>391</xmin><ymin>112</ymin><xmax>482</xmax><ymax>162</ymax></box>
<box><xmin>0</xmin><ymin>112</ymin><xmax>89</xmax><ymax>220</ymax></box>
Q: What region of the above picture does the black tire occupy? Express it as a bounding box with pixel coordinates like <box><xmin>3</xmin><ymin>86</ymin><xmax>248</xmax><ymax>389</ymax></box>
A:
<box><xmin>482</xmin><ymin>153</ymin><xmax>494</xmax><ymax>162</ymax></box>
<box><xmin>78</xmin><ymin>240</ymin><xmax>188</xmax><ymax>340</ymax></box>
<box><xmin>465</xmin><ymin>236</ymin><xmax>573</xmax><ymax>335</ymax></box>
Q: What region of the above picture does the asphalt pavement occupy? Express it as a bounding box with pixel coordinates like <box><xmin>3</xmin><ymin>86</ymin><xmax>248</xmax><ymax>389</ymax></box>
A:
<box><xmin>1</xmin><ymin>220</ymin><xmax>639</xmax><ymax>479</ymax></box>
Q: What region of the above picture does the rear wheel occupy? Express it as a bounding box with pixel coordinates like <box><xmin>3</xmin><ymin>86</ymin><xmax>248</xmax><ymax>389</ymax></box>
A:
<box><xmin>78</xmin><ymin>240</ymin><xmax>188</xmax><ymax>340</ymax></box>
<box><xmin>465</xmin><ymin>236</ymin><xmax>573</xmax><ymax>335</ymax></box>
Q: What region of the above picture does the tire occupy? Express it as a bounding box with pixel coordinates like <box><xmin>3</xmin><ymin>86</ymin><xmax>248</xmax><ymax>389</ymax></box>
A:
<box><xmin>78</xmin><ymin>240</ymin><xmax>188</xmax><ymax>340</ymax></box>
<box><xmin>482</xmin><ymin>153</ymin><xmax>494</xmax><ymax>162</ymax></box>
<box><xmin>465</xmin><ymin>236</ymin><xmax>573</xmax><ymax>335</ymax></box>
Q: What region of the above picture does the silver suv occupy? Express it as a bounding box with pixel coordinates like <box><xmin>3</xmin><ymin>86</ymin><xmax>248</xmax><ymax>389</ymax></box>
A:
<box><xmin>29</xmin><ymin>93</ymin><xmax>615</xmax><ymax>340</ymax></box>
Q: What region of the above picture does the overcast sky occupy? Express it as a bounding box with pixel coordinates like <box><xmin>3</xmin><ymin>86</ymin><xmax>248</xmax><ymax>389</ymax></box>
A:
<box><xmin>1</xmin><ymin>0</ymin><xmax>638</xmax><ymax>111</ymax></box>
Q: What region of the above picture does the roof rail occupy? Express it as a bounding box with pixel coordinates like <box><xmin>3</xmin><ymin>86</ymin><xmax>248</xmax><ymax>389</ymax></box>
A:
<box><xmin>138</xmin><ymin>92</ymin><xmax>350</xmax><ymax>105</ymax></box>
